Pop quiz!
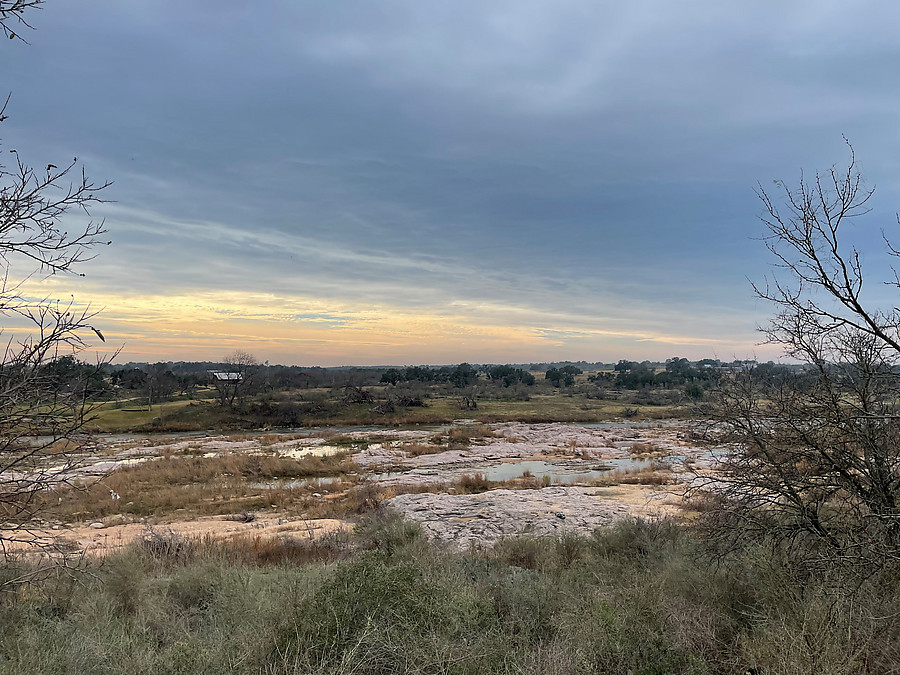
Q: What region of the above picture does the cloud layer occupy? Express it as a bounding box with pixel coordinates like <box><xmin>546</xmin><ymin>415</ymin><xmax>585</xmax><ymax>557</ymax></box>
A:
<box><xmin>4</xmin><ymin>1</ymin><xmax>900</xmax><ymax>364</ymax></box>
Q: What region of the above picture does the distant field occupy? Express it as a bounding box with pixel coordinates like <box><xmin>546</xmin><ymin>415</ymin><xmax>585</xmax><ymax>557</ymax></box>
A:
<box><xmin>308</xmin><ymin>395</ymin><xmax>686</xmax><ymax>425</ymax></box>
<box><xmin>85</xmin><ymin>389</ymin><xmax>691</xmax><ymax>433</ymax></box>
<box><xmin>89</xmin><ymin>399</ymin><xmax>209</xmax><ymax>431</ymax></box>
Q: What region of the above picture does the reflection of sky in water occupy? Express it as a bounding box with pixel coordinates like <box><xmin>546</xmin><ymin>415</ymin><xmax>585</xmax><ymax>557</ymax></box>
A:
<box><xmin>480</xmin><ymin>459</ymin><xmax>652</xmax><ymax>483</ymax></box>
<box><xmin>247</xmin><ymin>476</ymin><xmax>343</xmax><ymax>490</ymax></box>
<box><xmin>278</xmin><ymin>445</ymin><xmax>358</xmax><ymax>459</ymax></box>
<box><xmin>375</xmin><ymin>457</ymin><xmax>657</xmax><ymax>484</ymax></box>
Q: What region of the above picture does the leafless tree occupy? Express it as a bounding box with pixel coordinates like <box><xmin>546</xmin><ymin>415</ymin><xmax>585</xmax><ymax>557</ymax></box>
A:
<box><xmin>212</xmin><ymin>350</ymin><xmax>259</xmax><ymax>409</ymax></box>
<box><xmin>703</xmin><ymin>143</ymin><xmax>900</xmax><ymax>574</ymax></box>
<box><xmin>0</xmin><ymin>1</ymin><xmax>112</xmax><ymax>577</ymax></box>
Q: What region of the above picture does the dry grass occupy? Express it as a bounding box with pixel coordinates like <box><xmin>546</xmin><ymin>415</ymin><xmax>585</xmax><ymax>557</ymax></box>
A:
<box><xmin>317</xmin><ymin>432</ymin><xmax>368</xmax><ymax>446</ymax></box>
<box><xmin>136</xmin><ymin>526</ymin><xmax>353</xmax><ymax>567</ymax></box>
<box><xmin>400</xmin><ymin>442</ymin><xmax>444</xmax><ymax>457</ymax></box>
<box><xmin>217</xmin><ymin>531</ymin><xmax>352</xmax><ymax>566</ymax></box>
<box><xmin>615</xmin><ymin>471</ymin><xmax>676</xmax><ymax>486</ymax></box>
<box><xmin>455</xmin><ymin>471</ymin><xmax>553</xmax><ymax>493</ymax></box>
<box><xmin>434</xmin><ymin>424</ymin><xmax>499</xmax><ymax>448</ymax></box>
<box><xmin>629</xmin><ymin>441</ymin><xmax>675</xmax><ymax>460</ymax></box>
<box><xmin>590</xmin><ymin>462</ymin><xmax>677</xmax><ymax>487</ymax></box>
<box><xmin>458</xmin><ymin>472</ymin><xmax>492</xmax><ymax>493</ymax></box>
<box><xmin>307</xmin><ymin>470</ymin><xmax>557</xmax><ymax>516</ymax></box>
<box><xmin>87</xmin><ymin>389</ymin><xmax>697</xmax><ymax>435</ymax></box>
<box><xmin>679</xmin><ymin>489</ymin><xmax>727</xmax><ymax>514</ymax></box>
<box><xmin>30</xmin><ymin>452</ymin><xmax>359</xmax><ymax>522</ymax></box>
<box><xmin>378</xmin><ymin>481</ymin><xmax>449</xmax><ymax>499</ymax></box>
<box><xmin>123</xmin><ymin>452</ymin><xmax>355</xmax><ymax>483</ymax></box>
<box><xmin>5</xmin><ymin>517</ymin><xmax>898</xmax><ymax>674</ymax></box>
<box><xmin>629</xmin><ymin>441</ymin><xmax>657</xmax><ymax>455</ymax></box>
<box><xmin>298</xmin><ymin>482</ymin><xmax>386</xmax><ymax>519</ymax></box>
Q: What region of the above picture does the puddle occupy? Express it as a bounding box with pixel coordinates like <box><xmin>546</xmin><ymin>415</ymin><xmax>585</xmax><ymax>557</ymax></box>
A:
<box><xmin>278</xmin><ymin>444</ymin><xmax>361</xmax><ymax>459</ymax></box>
<box><xmin>479</xmin><ymin>459</ymin><xmax>652</xmax><ymax>483</ymax></box>
<box><xmin>577</xmin><ymin>420</ymin><xmax>680</xmax><ymax>429</ymax></box>
<box><xmin>197</xmin><ymin>443</ymin><xmax>369</xmax><ymax>460</ymax></box>
<box><xmin>247</xmin><ymin>476</ymin><xmax>343</xmax><ymax>490</ymax></box>
<box><xmin>373</xmin><ymin>458</ymin><xmax>655</xmax><ymax>485</ymax></box>
<box><xmin>276</xmin><ymin>441</ymin><xmax>417</xmax><ymax>459</ymax></box>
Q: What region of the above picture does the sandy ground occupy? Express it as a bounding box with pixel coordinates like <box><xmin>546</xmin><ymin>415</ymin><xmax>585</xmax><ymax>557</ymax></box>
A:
<box><xmin>592</xmin><ymin>482</ymin><xmax>687</xmax><ymax>517</ymax></box>
<box><xmin>7</xmin><ymin>516</ymin><xmax>350</xmax><ymax>557</ymax></box>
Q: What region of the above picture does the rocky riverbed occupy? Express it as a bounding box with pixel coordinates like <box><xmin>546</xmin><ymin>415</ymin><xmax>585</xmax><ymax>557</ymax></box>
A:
<box><xmin>390</xmin><ymin>487</ymin><xmax>636</xmax><ymax>548</ymax></box>
<box><xmin>359</xmin><ymin>421</ymin><xmax>716</xmax><ymax>484</ymax></box>
<box><xmin>9</xmin><ymin>420</ymin><xmax>720</xmax><ymax>552</ymax></box>
<box><xmin>367</xmin><ymin>421</ymin><xmax>714</xmax><ymax>545</ymax></box>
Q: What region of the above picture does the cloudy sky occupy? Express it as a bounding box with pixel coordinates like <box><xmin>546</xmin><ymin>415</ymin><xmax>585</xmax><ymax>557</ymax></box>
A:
<box><xmin>4</xmin><ymin>1</ymin><xmax>900</xmax><ymax>365</ymax></box>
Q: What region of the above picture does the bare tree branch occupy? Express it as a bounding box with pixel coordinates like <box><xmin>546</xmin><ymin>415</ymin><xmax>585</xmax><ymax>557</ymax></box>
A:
<box><xmin>703</xmin><ymin>144</ymin><xmax>900</xmax><ymax>577</ymax></box>
<box><xmin>0</xmin><ymin>0</ymin><xmax>113</xmax><ymax>577</ymax></box>
<box><xmin>0</xmin><ymin>0</ymin><xmax>41</xmax><ymax>42</ymax></box>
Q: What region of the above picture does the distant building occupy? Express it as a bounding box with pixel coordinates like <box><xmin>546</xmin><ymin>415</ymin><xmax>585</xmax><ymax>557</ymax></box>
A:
<box><xmin>209</xmin><ymin>371</ymin><xmax>243</xmax><ymax>382</ymax></box>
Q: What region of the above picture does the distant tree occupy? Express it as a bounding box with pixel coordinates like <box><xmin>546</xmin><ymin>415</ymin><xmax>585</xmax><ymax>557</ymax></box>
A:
<box><xmin>449</xmin><ymin>363</ymin><xmax>478</xmax><ymax>388</ymax></box>
<box><xmin>588</xmin><ymin>371</ymin><xmax>615</xmax><ymax>384</ymax></box>
<box><xmin>488</xmin><ymin>365</ymin><xmax>535</xmax><ymax>387</ymax></box>
<box><xmin>145</xmin><ymin>363</ymin><xmax>179</xmax><ymax>408</ymax></box>
<box><xmin>41</xmin><ymin>355</ymin><xmax>108</xmax><ymax>399</ymax></box>
<box><xmin>212</xmin><ymin>350</ymin><xmax>259</xmax><ymax>409</ymax></box>
<box><xmin>380</xmin><ymin>368</ymin><xmax>402</xmax><ymax>385</ymax></box>
<box><xmin>615</xmin><ymin>363</ymin><xmax>655</xmax><ymax>388</ymax></box>
<box><xmin>404</xmin><ymin>366</ymin><xmax>434</xmax><ymax>383</ymax></box>
<box><xmin>665</xmin><ymin>357</ymin><xmax>690</xmax><ymax>374</ymax></box>
<box><xmin>545</xmin><ymin>367</ymin><xmax>576</xmax><ymax>387</ymax></box>
<box><xmin>110</xmin><ymin>367</ymin><xmax>147</xmax><ymax>391</ymax></box>
<box><xmin>520</xmin><ymin>370</ymin><xmax>536</xmax><ymax>386</ymax></box>
<box><xmin>684</xmin><ymin>382</ymin><xmax>704</xmax><ymax>400</ymax></box>
<box><xmin>545</xmin><ymin>367</ymin><xmax>562</xmax><ymax>386</ymax></box>
<box><xmin>488</xmin><ymin>364</ymin><xmax>516</xmax><ymax>381</ymax></box>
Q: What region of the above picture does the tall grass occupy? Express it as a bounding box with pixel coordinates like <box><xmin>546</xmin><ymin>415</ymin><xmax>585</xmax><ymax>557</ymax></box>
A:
<box><xmin>29</xmin><ymin>452</ymin><xmax>358</xmax><ymax>522</ymax></box>
<box><xmin>2</xmin><ymin>516</ymin><xmax>899</xmax><ymax>674</ymax></box>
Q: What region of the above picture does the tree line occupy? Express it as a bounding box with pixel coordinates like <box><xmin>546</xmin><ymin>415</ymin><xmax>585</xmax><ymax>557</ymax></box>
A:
<box><xmin>30</xmin><ymin>355</ymin><xmax>810</xmax><ymax>406</ymax></box>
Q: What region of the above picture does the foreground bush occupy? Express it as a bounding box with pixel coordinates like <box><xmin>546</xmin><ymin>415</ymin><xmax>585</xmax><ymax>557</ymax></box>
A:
<box><xmin>1</xmin><ymin>515</ymin><xmax>898</xmax><ymax>674</ymax></box>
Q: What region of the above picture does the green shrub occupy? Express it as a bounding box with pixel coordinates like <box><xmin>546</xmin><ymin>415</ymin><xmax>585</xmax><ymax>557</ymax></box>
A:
<box><xmin>4</xmin><ymin>517</ymin><xmax>900</xmax><ymax>674</ymax></box>
<box><xmin>274</xmin><ymin>551</ymin><xmax>497</xmax><ymax>673</ymax></box>
<box><xmin>353</xmin><ymin>509</ymin><xmax>425</xmax><ymax>555</ymax></box>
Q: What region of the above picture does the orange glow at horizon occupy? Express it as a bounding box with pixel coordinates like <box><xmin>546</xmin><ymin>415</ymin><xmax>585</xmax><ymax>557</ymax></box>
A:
<box><xmin>20</xmin><ymin>278</ymin><xmax>771</xmax><ymax>365</ymax></box>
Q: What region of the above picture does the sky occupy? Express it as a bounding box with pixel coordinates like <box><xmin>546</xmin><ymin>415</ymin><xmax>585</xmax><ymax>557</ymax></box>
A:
<box><xmin>4</xmin><ymin>1</ymin><xmax>900</xmax><ymax>366</ymax></box>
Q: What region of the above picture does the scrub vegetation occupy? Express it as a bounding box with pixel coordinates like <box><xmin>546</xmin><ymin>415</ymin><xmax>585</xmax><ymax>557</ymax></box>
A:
<box><xmin>2</xmin><ymin>514</ymin><xmax>899</xmax><ymax>674</ymax></box>
<box><xmin>30</xmin><ymin>452</ymin><xmax>359</xmax><ymax>522</ymax></box>
<box><xmin>80</xmin><ymin>357</ymin><xmax>732</xmax><ymax>433</ymax></box>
